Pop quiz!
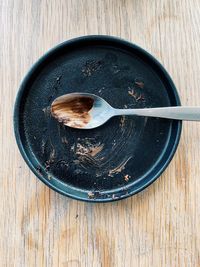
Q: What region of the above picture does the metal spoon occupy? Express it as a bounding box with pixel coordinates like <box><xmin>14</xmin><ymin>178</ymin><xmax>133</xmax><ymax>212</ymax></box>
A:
<box><xmin>51</xmin><ymin>92</ymin><xmax>200</xmax><ymax>129</ymax></box>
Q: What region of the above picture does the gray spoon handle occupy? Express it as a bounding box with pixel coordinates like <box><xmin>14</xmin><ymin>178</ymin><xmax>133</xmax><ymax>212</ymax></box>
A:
<box><xmin>114</xmin><ymin>107</ymin><xmax>200</xmax><ymax>121</ymax></box>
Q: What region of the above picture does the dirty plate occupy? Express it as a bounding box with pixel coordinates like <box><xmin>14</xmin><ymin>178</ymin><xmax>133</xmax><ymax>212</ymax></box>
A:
<box><xmin>14</xmin><ymin>36</ymin><xmax>182</xmax><ymax>202</ymax></box>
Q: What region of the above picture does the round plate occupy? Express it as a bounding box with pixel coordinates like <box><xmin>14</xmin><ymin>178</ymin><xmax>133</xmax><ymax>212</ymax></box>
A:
<box><xmin>14</xmin><ymin>36</ymin><xmax>182</xmax><ymax>202</ymax></box>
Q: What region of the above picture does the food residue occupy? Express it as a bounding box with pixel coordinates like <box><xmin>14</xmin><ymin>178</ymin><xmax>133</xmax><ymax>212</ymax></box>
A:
<box><xmin>51</xmin><ymin>94</ymin><xmax>94</xmax><ymax>128</ymax></box>
<box><xmin>108</xmin><ymin>156</ymin><xmax>132</xmax><ymax>177</ymax></box>
<box><xmin>45</xmin><ymin>149</ymin><xmax>56</xmax><ymax>170</ymax></box>
<box><xmin>47</xmin><ymin>174</ymin><xmax>52</xmax><ymax>180</ymax></box>
<box><xmin>36</xmin><ymin>166</ymin><xmax>42</xmax><ymax>174</ymax></box>
<box><xmin>128</xmin><ymin>88</ymin><xmax>145</xmax><ymax>101</ymax></box>
<box><xmin>76</xmin><ymin>143</ymin><xmax>104</xmax><ymax>157</ymax></box>
<box><xmin>128</xmin><ymin>88</ymin><xmax>137</xmax><ymax>98</ymax></box>
<box><xmin>81</xmin><ymin>60</ymin><xmax>102</xmax><ymax>77</ymax></box>
<box><xmin>124</xmin><ymin>174</ymin><xmax>130</xmax><ymax>182</ymax></box>
<box><xmin>120</xmin><ymin>116</ymin><xmax>126</xmax><ymax>128</ymax></box>
<box><xmin>135</xmin><ymin>81</ymin><xmax>144</xmax><ymax>88</ymax></box>
<box><xmin>88</xmin><ymin>192</ymin><xmax>95</xmax><ymax>199</ymax></box>
<box><xmin>56</xmin><ymin>75</ymin><xmax>62</xmax><ymax>82</ymax></box>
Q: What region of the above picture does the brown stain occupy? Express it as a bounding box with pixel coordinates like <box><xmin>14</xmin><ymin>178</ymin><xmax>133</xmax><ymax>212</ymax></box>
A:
<box><xmin>72</xmin><ymin>113</ymin><xmax>137</xmax><ymax>177</ymax></box>
<box><xmin>108</xmin><ymin>156</ymin><xmax>132</xmax><ymax>177</ymax></box>
<box><xmin>76</xmin><ymin>143</ymin><xmax>104</xmax><ymax>157</ymax></box>
<box><xmin>51</xmin><ymin>94</ymin><xmax>94</xmax><ymax>128</ymax></box>
<box><xmin>75</xmin><ymin>143</ymin><xmax>90</xmax><ymax>155</ymax></box>
<box><xmin>89</xmin><ymin>145</ymin><xmax>104</xmax><ymax>156</ymax></box>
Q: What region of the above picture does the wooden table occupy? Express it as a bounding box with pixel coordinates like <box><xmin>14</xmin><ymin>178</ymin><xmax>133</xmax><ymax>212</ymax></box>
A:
<box><xmin>1</xmin><ymin>0</ymin><xmax>200</xmax><ymax>266</ymax></box>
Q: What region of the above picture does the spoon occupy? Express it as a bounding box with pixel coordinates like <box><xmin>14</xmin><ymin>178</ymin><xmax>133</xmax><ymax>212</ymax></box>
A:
<box><xmin>51</xmin><ymin>92</ymin><xmax>200</xmax><ymax>129</ymax></box>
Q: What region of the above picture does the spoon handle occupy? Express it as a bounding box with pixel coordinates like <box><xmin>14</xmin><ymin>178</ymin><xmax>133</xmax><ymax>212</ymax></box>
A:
<box><xmin>114</xmin><ymin>107</ymin><xmax>200</xmax><ymax>121</ymax></box>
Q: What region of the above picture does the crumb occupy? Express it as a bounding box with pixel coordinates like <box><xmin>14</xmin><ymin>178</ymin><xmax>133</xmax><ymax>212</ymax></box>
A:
<box><xmin>45</xmin><ymin>152</ymin><xmax>55</xmax><ymax>170</ymax></box>
<box><xmin>75</xmin><ymin>214</ymin><xmax>79</xmax><ymax>219</ymax></box>
<box><xmin>33</xmin><ymin>136</ymin><xmax>36</xmax><ymax>140</ymax></box>
<box><xmin>128</xmin><ymin>87</ymin><xmax>145</xmax><ymax>102</ymax></box>
<box><xmin>128</xmin><ymin>88</ymin><xmax>137</xmax><ymax>98</ymax></box>
<box><xmin>88</xmin><ymin>192</ymin><xmax>95</xmax><ymax>199</ymax></box>
<box><xmin>124</xmin><ymin>174</ymin><xmax>130</xmax><ymax>182</ymax></box>
<box><xmin>47</xmin><ymin>174</ymin><xmax>52</xmax><ymax>180</ymax></box>
<box><xmin>81</xmin><ymin>60</ymin><xmax>102</xmax><ymax>77</ymax></box>
<box><xmin>36</xmin><ymin>166</ymin><xmax>42</xmax><ymax>174</ymax></box>
<box><xmin>112</xmin><ymin>139</ymin><xmax>116</xmax><ymax>145</ymax></box>
<box><xmin>112</xmin><ymin>194</ymin><xmax>119</xmax><ymax>199</ymax></box>
<box><xmin>120</xmin><ymin>116</ymin><xmax>125</xmax><ymax>128</ymax></box>
<box><xmin>42</xmin><ymin>106</ymin><xmax>51</xmax><ymax>117</ymax></box>
<box><xmin>45</xmin><ymin>161</ymin><xmax>50</xmax><ymax>170</ymax></box>
<box><xmin>56</xmin><ymin>75</ymin><xmax>62</xmax><ymax>82</ymax></box>
<box><xmin>108</xmin><ymin>157</ymin><xmax>132</xmax><ymax>177</ymax></box>
<box><xmin>112</xmin><ymin>65</ymin><xmax>120</xmax><ymax>74</ymax></box>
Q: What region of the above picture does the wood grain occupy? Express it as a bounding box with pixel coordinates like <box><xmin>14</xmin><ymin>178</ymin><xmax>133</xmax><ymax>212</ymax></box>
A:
<box><xmin>1</xmin><ymin>0</ymin><xmax>200</xmax><ymax>266</ymax></box>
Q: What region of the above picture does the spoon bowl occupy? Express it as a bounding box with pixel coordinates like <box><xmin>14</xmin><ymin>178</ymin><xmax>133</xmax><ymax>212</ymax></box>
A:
<box><xmin>51</xmin><ymin>93</ymin><xmax>115</xmax><ymax>129</ymax></box>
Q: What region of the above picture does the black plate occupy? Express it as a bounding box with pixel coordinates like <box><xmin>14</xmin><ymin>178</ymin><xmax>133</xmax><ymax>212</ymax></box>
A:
<box><xmin>14</xmin><ymin>36</ymin><xmax>182</xmax><ymax>202</ymax></box>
